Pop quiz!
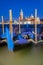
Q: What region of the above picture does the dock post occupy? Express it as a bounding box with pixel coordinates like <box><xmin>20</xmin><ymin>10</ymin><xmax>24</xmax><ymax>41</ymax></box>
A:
<box><xmin>5</xmin><ymin>27</ymin><xmax>14</xmax><ymax>51</ymax></box>
<box><xmin>1</xmin><ymin>16</ymin><xmax>4</xmax><ymax>34</ymax></box>
<box><xmin>9</xmin><ymin>9</ymin><xmax>13</xmax><ymax>38</ymax></box>
<box><xmin>19</xmin><ymin>17</ymin><xmax>21</xmax><ymax>34</ymax></box>
<box><xmin>35</xmin><ymin>9</ymin><xmax>37</xmax><ymax>44</ymax></box>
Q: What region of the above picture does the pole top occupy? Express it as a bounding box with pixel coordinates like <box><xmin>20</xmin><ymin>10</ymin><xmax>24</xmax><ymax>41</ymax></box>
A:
<box><xmin>1</xmin><ymin>16</ymin><xmax>4</xmax><ymax>22</ymax></box>
<box><xmin>35</xmin><ymin>8</ymin><xmax>37</xmax><ymax>18</ymax></box>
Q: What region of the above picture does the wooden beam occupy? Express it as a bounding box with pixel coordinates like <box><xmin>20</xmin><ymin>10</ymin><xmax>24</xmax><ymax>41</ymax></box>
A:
<box><xmin>35</xmin><ymin>9</ymin><xmax>37</xmax><ymax>43</ymax></box>
<box><xmin>1</xmin><ymin>16</ymin><xmax>4</xmax><ymax>34</ymax></box>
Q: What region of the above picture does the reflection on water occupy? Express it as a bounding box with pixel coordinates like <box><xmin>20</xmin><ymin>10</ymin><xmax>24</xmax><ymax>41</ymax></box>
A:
<box><xmin>0</xmin><ymin>45</ymin><xmax>43</xmax><ymax>65</ymax></box>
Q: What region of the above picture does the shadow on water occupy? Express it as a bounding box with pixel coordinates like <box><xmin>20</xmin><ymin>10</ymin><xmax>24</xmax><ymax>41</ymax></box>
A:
<box><xmin>13</xmin><ymin>43</ymin><xmax>33</xmax><ymax>56</ymax></box>
<box><xmin>18</xmin><ymin>47</ymin><xmax>32</xmax><ymax>57</ymax></box>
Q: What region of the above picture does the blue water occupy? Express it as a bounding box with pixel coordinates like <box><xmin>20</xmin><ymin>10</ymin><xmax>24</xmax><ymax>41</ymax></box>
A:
<box><xmin>0</xmin><ymin>24</ymin><xmax>43</xmax><ymax>36</ymax></box>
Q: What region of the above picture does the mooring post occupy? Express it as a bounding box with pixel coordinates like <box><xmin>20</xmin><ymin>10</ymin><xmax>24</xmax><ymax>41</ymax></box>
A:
<box><xmin>35</xmin><ymin>9</ymin><xmax>37</xmax><ymax>44</ymax></box>
<box><xmin>1</xmin><ymin>16</ymin><xmax>4</xmax><ymax>34</ymax></box>
<box><xmin>19</xmin><ymin>17</ymin><xmax>21</xmax><ymax>34</ymax></box>
<box><xmin>9</xmin><ymin>9</ymin><xmax>13</xmax><ymax>38</ymax></box>
<box><xmin>5</xmin><ymin>27</ymin><xmax>14</xmax><ymax>51</ymax></box>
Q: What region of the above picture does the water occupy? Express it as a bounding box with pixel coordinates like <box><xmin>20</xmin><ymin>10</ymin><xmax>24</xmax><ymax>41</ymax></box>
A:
<box><xmin>0</xmin><ymin>24</ymin><xmax>43</xmax><ymax>35</ymax></box>
<box><xmin>0</xmin><ymin>45</ymin><xmax>43</xmax><ymax>65</ymax></box>
<box><xmin>0</xmin><ymin>24</ymin><xmax>43</xmax><ymax>65</ymax></box>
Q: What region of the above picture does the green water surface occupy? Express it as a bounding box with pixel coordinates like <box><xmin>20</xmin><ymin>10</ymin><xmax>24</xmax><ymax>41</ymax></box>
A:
<box><xmin>0</xmin><ymin>45</ymin><xmax>43</xmax><ymax>65</ymax></box>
